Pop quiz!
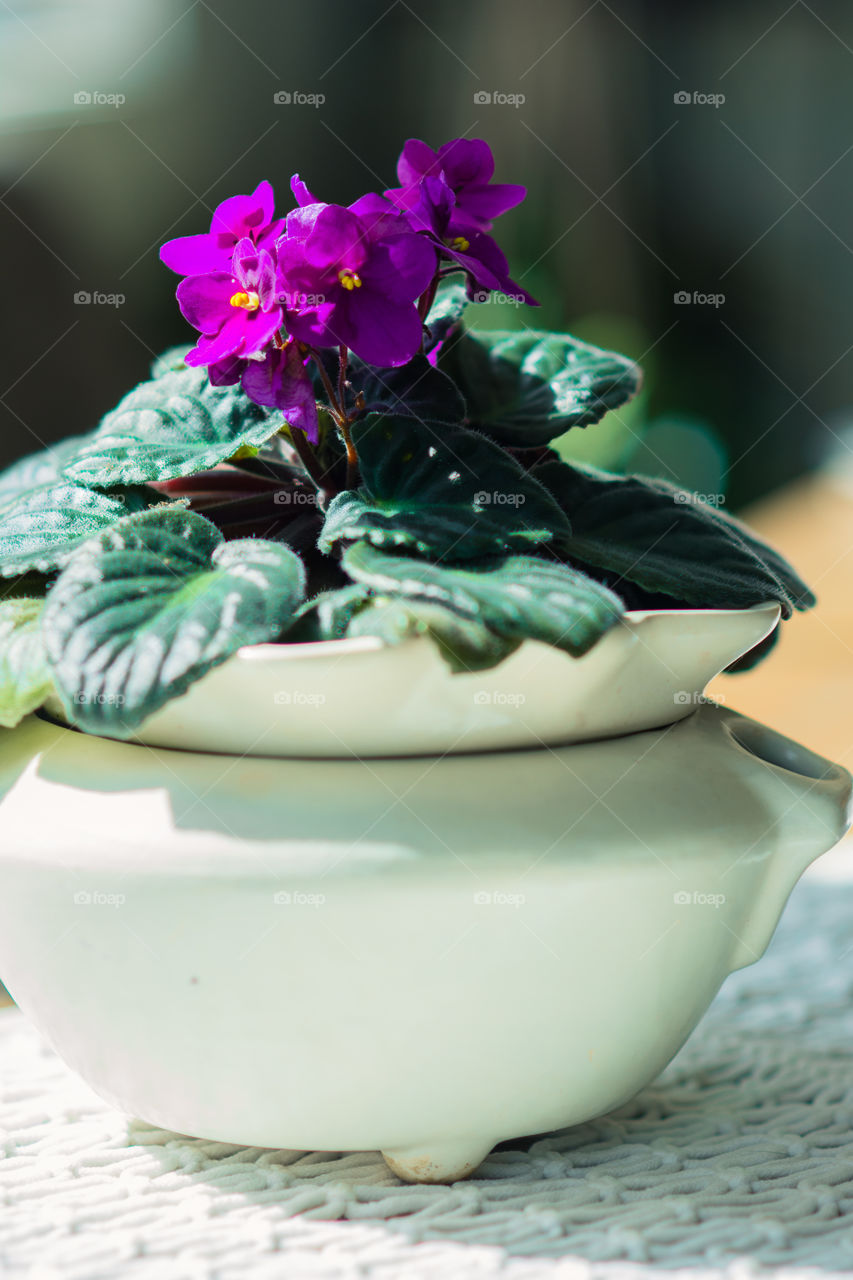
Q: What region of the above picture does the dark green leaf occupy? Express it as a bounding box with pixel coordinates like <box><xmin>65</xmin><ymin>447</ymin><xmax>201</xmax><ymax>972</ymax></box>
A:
<box><xmin>439</xmin><ymin>328</ymin><xmax>642</xmax><ymax>446</ymax></box>
<box><xmin>534</xmin><ymin>459</ymin><xmax>815</xmax><ymax>617</ymax></box>
<box><xmin>63</xmin><ymin>365</ymin><xmax>280</xmax><ymax>488</ymax></box>
<box><xmin>347</xmin><ymin>596</ymin><xmax>517</xmax><ymax>673</ymax></box>
<box><xmin>355</xmin><ymin>354</ymin><xmax>466</xmax><ymax>425</ymax></box>
<box><xmin>0</xmin><ymin>598</ymin><xmax>52</xmax><ymax>727</ymax></box>
<box><xmin>343</xmin><ymin>542</ymin><xmax>624</xmax><ymax>658</ymax></box>
<box><xmin>286</xmin><ymin>583</ymin><xmax>374</xmax><ymax>643</ymax></box>
<box><xmin>424</xmin><ymin>279</ymin><xmax>469</xmax><ymax>349</ymax></box>
<box><xmin>319</xmin><ymin>413</ymin><xmax>570</xmax><ymax>562</ymax></box>
<box><xmin>0</xmin><ymin>481</ymin><xmax>153</xmax><ymax>577</ymax></box>
<box><xmin>43</xmin><ymin>507</ymin><xmax>306</xmax><ymax>735</ymax></box>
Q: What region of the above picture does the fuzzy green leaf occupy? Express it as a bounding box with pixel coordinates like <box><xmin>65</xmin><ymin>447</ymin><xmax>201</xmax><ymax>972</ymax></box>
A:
<box><xmin>319</xmin><ymin>414</ymin><xmax>570</xmax><ymax>562</ymax></box>
<box><xmin>343</xmin><ymin>542</ymin><xmax>624</xmax><ymax>658</ymax></box>
<box><xmin>43</xmin><ymin>507</ymin><xmax>306</xmax><ymax>736</ymax></box>
<box><xmin>347</xmin><ymin>596</ymin><xmax>517</xmax><ymax>672</ymax></box>
<box><xmin>534</xmin><ymin>459</ymin><xmax>815</xmax><ymax>617</ymax></box>
<box><xmin>439</xmin><ymin>328</ymin><xmax>642</xmax><ymax>446</ymax></box>
<box><xmin>0</xmin><ymin>481</ymin><xmax>154</xmax><ymax>577</ymax></box>
<box><xmin>62</xmin><ymin>365</ymin><xmax>280</xmax><ymax>488</ymax></box>
<box><xmin>0</xmin><ymin>598</ymin><xmax>52</xmax><ymax>727</ymax></box>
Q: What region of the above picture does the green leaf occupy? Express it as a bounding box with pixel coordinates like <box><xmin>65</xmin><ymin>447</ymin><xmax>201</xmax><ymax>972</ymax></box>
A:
<box><xmin>343</xmin><ymin>543</ymin><xmax>625</xmax><ymax>658</ymax></box>
<box><xmin>42</xmin><ymin>507</ymin><xmax>306</xmax><ymax>736</ymax></box>
<box><xmin>0</xmin><ymin>436</ymin><xmax>91</xmax><ymax>499</ymax></box>
<box><xmin>347</xmin><ymin>596</ymin><xmax>517</xmax><ymax>673</ymax></box>
<box><xmin>62</xmin><ymin>365</ymin><xmax>280</xmax><ymax>488</ymax></box>
<box><xmin>150</xmin><ymin>344</ymin><xmax>192</xmax><ymax>378</ymax></box>
<box><xmin>287</xmin><ymin>583</ymin><xmax>373</xmax><ymax>642</ymax></box>
<box><xmin>424</xmin><ymin>279</ymin><xmax>469</xmax><ymax>349</ymax></box>
<box><xmin>0</xmin><ymin>598</ymin><xmax>52</xmax><ymax>727</ymax></box>
<box><xmin>534</xmin><ymin>459</ymin><xmax>815</xmax><ymax>617</ymax></box>
<box><xmin>319</xmin><ymin>413</ymin><xmax>570</xmax><ymax>562</ymax></box>
<box><xmin>0</xmin><ymin>481</ymin><xmax>154</xmax><ymax>577</ymax></box>
<box><xmin>354</xmin><ymin>354</ymin><xmax>466</xmax><ymax>425</ymax></box>
<box><xmin>438</xmin><ymin>328</ymin><xmax>642</xmax><ymax>446</ymax></box>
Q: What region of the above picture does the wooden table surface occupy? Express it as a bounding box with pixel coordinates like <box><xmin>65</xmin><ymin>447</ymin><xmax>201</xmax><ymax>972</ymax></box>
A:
<box><xmin>0</xmin><ymin>475</ymin><xmax>849</xmax><ymax>1012</ymax></box>
<box><xmin>709</xmin><ymin>474</ymin><xmax>853</xmax><ymax>769</ymax></box>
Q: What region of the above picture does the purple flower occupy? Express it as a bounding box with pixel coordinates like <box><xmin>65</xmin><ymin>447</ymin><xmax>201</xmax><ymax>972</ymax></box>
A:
<box><xmin>245</xmin><ymin>343</ymin><xmax>319</xmax><ymax>443</ymax></box>
<box><xmin>160</xmin><ymin>181</ymin><xmax>284</xmax><ymax>276</ymax></box>
<box><xmin>177</xmin><ymin>237</ymin><xmax>284</xmax><ymax>368</ymax></box>
<box><xmin>386</xmin><ymin>138</ymin><xmax>526</xmax><ymax>232</ymax></box>
<box><xmin>276</xmin><ymin>196</ymin><xmax>436</xmax><ymax>367</ymax></box>
<box><xmin>207</xmin><ymin>343</ymin><xmax>319</xmax><ymax>443</ymax></box>
<box><xmin>406</xmin><ymin>175</ymin><xmax>536</xmax><ymax>306</ymax></box>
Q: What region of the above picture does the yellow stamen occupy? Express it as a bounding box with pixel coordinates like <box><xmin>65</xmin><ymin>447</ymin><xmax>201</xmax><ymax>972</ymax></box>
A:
<box><xmin>229</xmin><ymin>290</ymin><xmax>260</xmax><ymax>310</ymax></box>
<box><xmin>338</xmin><ymin>269</ymin><xmax>362</xmax><ymax>291</ymax></box>
<box><xmin>446</xmin><ymin>235</ymin><xmax>470</xmax><ymax>252</ymax></box>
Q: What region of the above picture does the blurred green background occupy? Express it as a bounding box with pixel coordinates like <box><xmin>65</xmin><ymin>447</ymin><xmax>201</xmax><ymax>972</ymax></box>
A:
<box><xmin>1</xmin><ymin>0</ymin><xmax>851</xmax><ymax>509</ymax></box>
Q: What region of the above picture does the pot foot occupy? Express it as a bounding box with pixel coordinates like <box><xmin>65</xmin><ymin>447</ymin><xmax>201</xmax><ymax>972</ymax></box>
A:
<box><xmin>381</xmin><ymin>1139</ymin><xmax>494</xmax><ymax>1184</ymax></box>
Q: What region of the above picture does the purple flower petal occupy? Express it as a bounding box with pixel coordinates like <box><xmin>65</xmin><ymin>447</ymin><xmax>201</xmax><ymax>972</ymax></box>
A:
<box><xmin>305</xmin><ymin>205</ymin><xmax>366</xmax><ymax>271</ymax></box>
<box><xmin>241</xmin><ymin>345</ymin><xmax>319</xmax><ymax>442</ymax></box>
<box><xmin>283</xmin><ymin>203</ymin><xmax>325</xmax><ymax>244</ymax></box>
<box><xmin>185</xmin><ymin>318</ymin><xmax>251</xmax><ymax>367</ymax></box>
<box><xmin>453</xmin><ymin>182</ymin><xmax>526</xmax><ymax>227</ymax></box>
<box><xmin>436</xmin><ymin>138</ymin><xmax>494</xmax><ymax>187</ymax></box>
<box><xmin>176</xmin><ymin>273</ymin><xmax>235</xmax><ymax>334</ymax></box>
<box><xmin>364</xmin><ymin>234</ymin><xmax>436</xmax><ymax>305</ymax></box>
<box><xmin>336</xmin><ymin>288</ymin><xmax>425</xmax><ymax>367</ymax></box>
<box><xmin>208</xmin><ymin>354</ymin><xmax>246</xmax><ymax>386</ymax></box>
<box><xmin>160</xmin><ymin>234</ymin><xmax>229</xmax><ymax>276</ymax></box>
<box><xmin>285</xmin><ymin>299</ymin><xmax>343</xmax><ymax>349</ymax></box>
<box><xmin>290</xmin><ymin>174</ymin><xmax>317</xmax><ymax>207</ymax></box>
<box><xmin>396</xmin><ymin>138</ymin><xmax>439</xmax><ymax>187</ymax></box>
<box><xmin>347</xmin><ymin>192</ymin><xmax>408</xmax><ymax>241</ymax></box>
<box><xmin>211</xmin><ymin>180</ymin><xmax>276</xmax><ymax>238</ymax></box>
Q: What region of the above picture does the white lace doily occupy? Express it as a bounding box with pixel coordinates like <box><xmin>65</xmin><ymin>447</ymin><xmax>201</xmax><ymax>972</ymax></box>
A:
<box><xmin>3</xmin><ymin>850</ymin><xmax>853</xmax><ymax>1280</ymax></box>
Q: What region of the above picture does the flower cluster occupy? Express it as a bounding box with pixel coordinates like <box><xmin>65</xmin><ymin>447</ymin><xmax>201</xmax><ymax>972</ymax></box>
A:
<box><xmin>160</xmin><ymin>139</ymin><xmax>533</xmax><ymax>443</ymax></box>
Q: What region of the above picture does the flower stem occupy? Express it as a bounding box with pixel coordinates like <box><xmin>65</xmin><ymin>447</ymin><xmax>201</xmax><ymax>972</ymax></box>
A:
<box><xmin>339</xmin><ymin>420</ymin><xmax>359</xmax><ymax>491</ymax></box>
<box><xmin>310</xmin><ymin>351</ymin><xmax>345</xmax><ymax>424</ymax></box>
<box><xmin>286</xmin><ymin>419</ymin><xmax>333</xmax><ymax>503</ymax></box>
<box><xmin>418</xmin><ymin>273</ymin><xmax>439</xmax><ymax>324</ymax></box>
<box><xmin>337</xmin><ymin>344</ymin><xmax>349</xmax><ymax>418</ymax></box>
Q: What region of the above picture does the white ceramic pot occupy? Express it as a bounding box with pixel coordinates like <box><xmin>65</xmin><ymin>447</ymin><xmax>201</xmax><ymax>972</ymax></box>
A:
<box><xmin>0</xmin><ymin>694</ymin><xmax>849</xmax><ymax>1183</ymax></box>
<box><xmin>44</xmin><ymin>602</ymin><xmax>781</xmax><ymax>757</ymax></box>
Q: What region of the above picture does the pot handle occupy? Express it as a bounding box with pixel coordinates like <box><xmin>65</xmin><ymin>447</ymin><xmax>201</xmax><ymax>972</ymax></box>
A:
<box><xmin>720</xmin><ymin>711</ymin><xmax>852</xmax><ymax>869</ymax></box>
<box><xmin>716</xmin><ymin>710</ymin><xmax>852</xmax><ymax>971</ymax></box>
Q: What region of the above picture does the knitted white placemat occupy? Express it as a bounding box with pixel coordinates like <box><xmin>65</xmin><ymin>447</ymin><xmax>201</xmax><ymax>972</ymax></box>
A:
<box><xmin>4</xmin><ymin>854</ymin><xmax>853</xmax><ymax>1280</ymax></box>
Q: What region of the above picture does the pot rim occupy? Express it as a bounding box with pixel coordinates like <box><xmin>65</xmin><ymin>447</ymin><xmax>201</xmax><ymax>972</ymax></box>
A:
<box><xmin>232</xmin><ymin>600</ymin><xmax>780</xmax><ymax>663</ymax></box>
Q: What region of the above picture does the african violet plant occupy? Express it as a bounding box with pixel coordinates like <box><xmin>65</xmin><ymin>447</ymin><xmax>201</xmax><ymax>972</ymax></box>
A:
<box><xmin>0</xmin><ymin>137</ymin><xmax>814</xmax><ymax>738</ymax></box>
